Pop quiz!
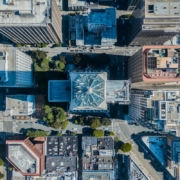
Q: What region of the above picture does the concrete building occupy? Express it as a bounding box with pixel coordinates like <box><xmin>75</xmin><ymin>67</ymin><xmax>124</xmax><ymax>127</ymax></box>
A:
<box><xmin>0</xmin><ymin>48</ymin><xmax>34</xmax><ymax>87</ymax></box>
<box><xmin>48</xmin><ymin>72</ymin><xmax>130</xmax><ymax>114</ymax></box>
<box><xmin>69</xmin><ymin>8</ymin><xmax>116</xmax><ymax>47</ymax></box>
<box><xmin>129</xmin><ymin>90</ymin><xmax>180</xmax><ymax>136</ymax></box>
<box><xmin>129</xmin><ymin>0</ymin><xmax>180</xmax><ymax>46</ymax></box>
<box><xmin>128</xmin><ymin>46</ymin><xmax>180</xmax><ymax>85</ymax></box>
<box><xmin>0</xmin><ymin>0</ymin><xmax>62</xmax><ymax>44</ymax></box>
<box><xmin>45</xmin><ymin>136</ymin><xmax>78</xmax><ymax>179</ymax></box>
<box><xmin>6</xmin><ymin>137</ymin><xmax>45</xmax><ymax>176</ymax></box>
<box><xmin>5</xmin><ymin>95</ymin><xmax>35</xmax><ymax>118</ymax></box>
<box><xmin>167</xmin><ymin>135</ymin><xmax>180</xmax><ymax>180</ymax></box>
<box><xmin>82</xmin><ymin>136</ymin><xmax>115</xmax><ymax>180</ymax></box>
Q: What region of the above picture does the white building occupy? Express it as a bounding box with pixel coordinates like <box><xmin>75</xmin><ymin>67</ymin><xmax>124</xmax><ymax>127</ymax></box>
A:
<box><xmin>129</xmin><ymin>90</ymin><xmax>180</xmax><ymax>136</ymax></box>
<box><xmin>5</xmin><ymin>95</ymin><xmax>35</xmax><ymax>118</ymax></box>
<box><xmin>0</xmin><ymin>48</ymin><xmax>33</xmax><ymax>87</ymax></box>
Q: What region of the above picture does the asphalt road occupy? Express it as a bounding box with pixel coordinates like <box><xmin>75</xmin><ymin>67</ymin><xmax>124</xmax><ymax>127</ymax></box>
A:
<box><xmin>112</xmin><ymin>120</ymin><xmax>166</xmax><ymax>180</ymax></box>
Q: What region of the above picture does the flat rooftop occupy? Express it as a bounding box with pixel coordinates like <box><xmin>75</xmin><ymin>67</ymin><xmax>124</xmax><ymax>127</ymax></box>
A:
<box><xmin>0</xmin><ymin>0</ymin><xmax>51</xmax><ymax>26</ymax></box>
<box><xmin>82</xmin><ymin>171</ymin><xmax>115</xmax><ymax>180</ymax></box>
<box><xmin>46</xmin><ymin>156</ymin><xmax>77</xmax><ymax>173</ymax></box>
<box><xmin>48</xmin><ymin>80</ymin><xmax>71</xmax><ymax>102</ymax></box>
<box><xmin>46</xmin><ymin>136</ymin><xmax>78</xmax><ymax>156</ymax></box>
<box><xmin>5</xmin><ymin>95</ymin><xmax>35</xmax><ymax>116</ymax></box>
<box><xmin>8</xmin><ymin>143</ymin><xmax>38</xmax><ymax>174</ymax></box>
<box><xmin>106</xmin><ymin>80</ymin><xmax>130</xmax><ymax>103</ymax></box>
<box><xmin>145</xmin><ymin>0</ymin><xmax>180</xmax><ymax>17</ymax></box>
<box><xmin>0</xmin><ymin>51</ymin><xmax>8</xmax><ymax>82</ymax></box>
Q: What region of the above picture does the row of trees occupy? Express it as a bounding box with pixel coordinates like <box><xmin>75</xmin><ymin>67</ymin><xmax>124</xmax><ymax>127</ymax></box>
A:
<box><xmin>26</xmin><ymin>130</ymin><xmax>49</xmax><ymax>138</ymax></box>
<box><xmin>16</xmin><ymin>43</ymin><xmax>62</xmax><ymax>48</ymax></box>
<box><xmin>43</xmin><ymin>105</ymin><xmax>68</xmax><ymax>130</ymax></box>
<box><xmin>75</xmin><ymin>117</ymin><xmax>111</xmax><ymax>128</ymax></box>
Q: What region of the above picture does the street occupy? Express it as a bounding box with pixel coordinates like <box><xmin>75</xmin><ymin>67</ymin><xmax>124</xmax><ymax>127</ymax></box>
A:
<box><xmin>112</xmin><ymin>120</ymin><xmax>174</xmax><ymax>180</ymax></box>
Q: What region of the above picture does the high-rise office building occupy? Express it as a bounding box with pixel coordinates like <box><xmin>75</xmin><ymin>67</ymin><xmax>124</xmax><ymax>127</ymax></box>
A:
<box><xmin>128</xmin><ymin>45</ymin><xmax>180</xmax><ymax>85</ymax></box>
<box><xmin>129</xmin><ymin>0</ymin><xmax>180</xmax><ymax>46</ymax></box>
<box><xmin>0</xmin><ymin>48</ymin><xmax>34</xmax><ymax>87</ymax></box>
<box><xmin>0</xmin><ymin>0</ymin><xmax>62</xmax><ymax>44</ymax></box>
<box><xmin>129</xmin><ymin>89</ymin><xmax>180</xmax><ymax>136</ymax></box>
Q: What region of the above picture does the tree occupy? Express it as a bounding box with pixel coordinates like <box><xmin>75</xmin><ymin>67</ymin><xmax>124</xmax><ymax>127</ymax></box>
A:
<box><xmin>101</xmin><ymin>118</ymin><xmax>111</xmax><ymax>126</ymax></box>
<box><xmin>56</xmin><ymin>131</ymin><xmax>62</xmax><ymax>136</ymax></box>
<box><xmin>120</xmin><ymin>143</ymin><xmax>132</xmax><ymax>153</ymax></box>
<box><xmin>8</xmin><ymin>167</ymin><xmax>13</xmax><ymax>171</ymax></box>
<box><xmin>74</xmin><ymin>120</ymin><xmax>79</xmax><ymax>124</ymax></box>
<box><xmin>109</xmin><ymin>131</ymin><xmax>115</xmax><ymax>136</ymax></box>
<box><xmin>90</xmin><ymin>118</ymin><xmax>101</xmax><ymax>129</ymax></box>
<box><xmin>71</xmin><ymin>131</ymin><xmax>76</xmax><ymax>136</ymax></box>
<box><xmin>16</xmin><ymin>44</ymin><xmax>21</xmax><ymax>47</ymax></box>
<box><xmin>26</xmin><ymin>130</ymin><xmax>49</xmax><ymax>138</ymax></box>
<box><xmin>39</xmin><ymin>57</ymin><xmax>51</xmax><ymax>71</ymax></box>
<box><xmin>114</xmin><ymin>136</ymin><xmax>119</xmax><ymax>142</ymax></box>
<box><xmin>93</xmin><ymin>130</ymin><xmax>104</xmax><ymax>138</ymax></box>
<box><xmin>0</xmin><ymin>172</ymin><xmax>4</xmax><ymax>179</ymax></box>
<box><xmin>56</xmin><ymin>43</ymin><xmax>62</xmax><ymax>47</ymax></box>
<box><xmin>32</xmin><ymin>50</ymin><xmax>47</xmax><ymax>61</ymax></box>
<box><xmin>36</xmin><ymin>44</ymin><xmax>41</xmax><ymax>48</ymax></box>
<box><xmin>0</xmin><ymin>159</ymin><xmax>4</xmax><ymax>166</ymax></box>
<box><xmin>61</xmin><ymin>120</ymin><xmax>69</xmax><ymax>130</ymax></box>
<box><xmin>41</xmin><ymin>43</ymin><xmax>47</xmax><ymax>48</ymax></box>
<box><xmin>79</xmin><ymin>117</ymin><xmax>85</xmax><ymax>126</ymax></box>
<box><xmin>55</xmin><ymin>60</ymin><xmax>66</xmax><ymax>71</ymax></box>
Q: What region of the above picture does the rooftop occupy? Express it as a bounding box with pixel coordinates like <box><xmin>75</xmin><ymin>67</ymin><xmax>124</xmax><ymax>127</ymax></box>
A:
<box><xmin>82</xmin><ymin>171</ymin><xmax>115</xmax><ymax>180</ymax></box>
<box><xmin>106</xmin><ymin>80</ymin><xmax>130</xmax><ymax>104</ymax></box>
<box><xmin>48</xmin><ymin>80</ymin><xmax>71</xmax><ymax>102</ymax></box>
<box><xmin>46</xmin><ymin>136</ymin><xmax>78</xmax><ymax>156</ymax></box>
<box><xmin>69</xmin><ymin>8</ymin><xmax>116</xmax><ymax>46</ymax></box>
<box><xmin>46</xmin><ymin>156</ymin><xmax>77</xmax><ymax>173</ymax></box>
<box><xmin>142</xmin><ymin>46</ymin><xmax>180</xmax><ymax>82</ymax></box>
<box><xmin>70</xmin><ymin>72</ymin><xmax>107</xmax><ymax>111</ymax></box>
<box><xmin>0</xmin><ymin>0</ymin><xmax>52</xmax><ymax>26</ymax></box>
<box><xmin>5</xmin><ymin>95</ymin><xmax>35</xmax><ymax>116</ymax></box>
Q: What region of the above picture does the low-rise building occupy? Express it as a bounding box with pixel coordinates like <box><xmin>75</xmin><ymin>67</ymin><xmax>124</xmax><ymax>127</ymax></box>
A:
<box><xmin>129</xmin><ymin>90</ymin><xmax>180</xmax><ymax>136</ymax></box>
<box><xmin>5</xmin><ymin>95</ymin><xmax>36</xmax><ymax>119</ymax></box>
<box><xmin>45</xmin><ymin>136</ymin><xmax>78</xmax><ymax>179</ymax></box>
<box><xmin>82</xmin><ymin>136</ymin><xmax>115</xmax><ymax>180</ymax></box>
<box><xmin>69</xmin><ymin>8</ymin><xmax>117</xmax><ymax>47</ymax></box>
<box><xmin>6</xmin><ymin>137</ymin><xmax>45</xmax><ymax>176</ymax></box>
<box><xmin>48</xmin><ymin>72</ymin><xmax>130</xmax><ymax>114</ymax></box>
<box><xmin>0</xmin><ymin>48</ymin><xmax>34</xmax><ymax>87</ymax></box>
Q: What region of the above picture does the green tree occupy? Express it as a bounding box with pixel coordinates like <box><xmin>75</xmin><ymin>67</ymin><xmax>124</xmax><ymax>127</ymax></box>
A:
<box><xmin>79</xmin><ymin>117</ymin><xmax>85</xmax><ymax>126</ymax></box>
<box><xmin>56</xmin><ymin>131</ymin><xmax>62</xmax><ymax>136</ymax></box>
<box><xmin>93</xmin><ymin>130</ymin><xmax>104</xmax><ymax>138</ymax></box>
<box><xmin>74</xmin><ymin>120</ymin><xmax>79</xmax><ymax>124</ymax></box>
<box><xmin>71</xmin><ymin>131</ymin><xmax>76</xmax><ymax>136</ymax></box>
<box><xmin>40</xmin><ymin>57</ymin><xmax>51</xmax><ymax>71</ymax></box>
<box><xmin>120</xmin><ymin>143</ymin><xmax>132</xmax><ymax>153</ymax></box>
<box><xmin>101</xmin><ymin>118</ymin><xmax>111</xmax><ymax>126</ymax></box>
<box><xmin>36</xmin><ymin>44</ymin><xmax>41</xmax><ymax>48</ymax></box>
<box><xmin>90</xmin><ymin>118</ymin><xmax>101</xmax><ymax>129</ymax></box>
<box><xmin>114</xmin><ymin>136</ymin><xmax>119</xmax><ymax>142</ymax></box>
<box><xmin>41</xmin><ymin>43</ymin><xmax>47</xmax><ymax>48</ymax></box>
<box><xmin>16</xmin><ymin>44</ymin><xmax>21</xmax><ymax>47</ymax></box>
<box><xmin>109</xmin><ymin>131</ymin><xmax>115</xmax><ymax>136</ymax></box>
<box><xmin>8</xmin><ymin>167</ymin><xmax>13</xmax><ymax>171</ymax></box>
<box><xmin>55</xmin><ymin>61</ymin><xmax>66</xmax><ymax>71</ymax></box>
<box><xmin>32</xmin><ymin>50</ymin><xmax>47</xmax><ymax>61</ymax></box>
<box><xmin>0</xmin><ymin>172</ymin><xmax>4</xmax><ymax>179</ymax></box>
<box><xmin>61</xmin><ymin>120</ymin><xmax>69</xmax><ymax>130</ymax></box>
<box><xmin>26</xmin><ymin>130</ymin><xmax>49</xmax><ymax>138</ymax></box>
<box><xmin>56</xmin><ymin>43</ymin><xmax>62</xmax><ymax>47</ymax></box>
<box><xmin>0</xmin><ymin>159</ymin><xmax>4</xmax><ymax>166</ymax></box>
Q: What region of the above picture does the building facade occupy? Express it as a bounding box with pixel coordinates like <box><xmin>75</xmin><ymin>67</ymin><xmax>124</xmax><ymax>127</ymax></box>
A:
<box><xmin>129</xmin><ymin>89</ymin><xmax>180</xmax><ymax>136</ymax></box>
<box><xmin>48</xmin><ymin>71</ymin><xmax>130</xmax><ymax>114</ymax></box>
<box><xmin>128</xmin><ymin>45</ymin><xmax>180</xmax><ymax>85</ymax></box>
<box><xmin>0</xmin><ymin>48</ymin><xmax>34</xmax><ymax>87</ymax></box>
<box><xmin>129</xmin><ymin>0</ymin><xmax>180</xmax><ymax>46</ymax></box>
<box><xmin>0</xmin><ymin>0</ymin><xmax>62</xmax><ymax>44</ymax></box>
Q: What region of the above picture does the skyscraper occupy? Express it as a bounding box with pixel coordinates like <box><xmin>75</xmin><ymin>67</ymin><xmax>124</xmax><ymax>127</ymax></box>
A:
<box><xmin>129</xmin><ymin>0</ymin><xmax>180</xmax><ymax>46</ymax></box>
<box><xmin>128</xmin><ymin>45</ymin><xmax>180</xmax><ymax>85</ymax></box>
<box><xmin>0</xmin><ymin>0</ymin><xmax>62</xmax><ymax>44</ymax></box>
